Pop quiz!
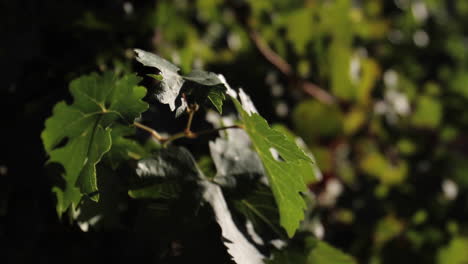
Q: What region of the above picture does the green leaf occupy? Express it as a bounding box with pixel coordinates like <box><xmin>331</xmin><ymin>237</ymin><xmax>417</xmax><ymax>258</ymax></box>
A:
<box><xmin>232</xmin><ymin>97</ymin><xmax>312</xmax><ymax>237</ymax></box>
<box><xmin>146</xmin><ymin>73</ymin><xmax>163</xmax><ymax>81</ymax></box>
<box><xmin>104</xmin><ymin>125</ymin><xmax>149</xmax><ymax>170</ymax></box>
<box><xmin>41</xmin><ymin>72</ymin><xmax>148</xmax><ymax>214</ymax></box>
<box><xmin>207</xmin><ymin>87</ymin><xmax>226</xmax><ymax>114</ymax></box>
<box><xmin>272</xmin><ymin>124</ymin><xmax>320</xmax><ymax>185</ymax></box>
<box><xmin>134</xmin><ymin>49</ymin><xmax>184</xmax><ymax>111</ymax></box>
<box><xmin>74</xmin><ymin>166</ymin><xmax>128</xmax><ymax>230</ymax></box>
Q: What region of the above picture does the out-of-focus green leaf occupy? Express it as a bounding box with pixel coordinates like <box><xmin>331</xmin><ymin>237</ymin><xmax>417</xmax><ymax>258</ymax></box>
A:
<box><xmin>357</xmin><ymin>58</ymin><xmax>380</xmax><ymax>106</ymax></box>
<box><xmin>360</xmin><ymin>151</ymin><xmax>408</xmax><ymax>186</ymax></box>
<box><xmin>324</xmin><ymin>0</ymin><xmax>355</xmax><ymax>100</ymax></box>
<box><xmin>307</xmin><ymin>239</ymin><xmax>356</xmax><ymax>264</ymax></box>
<box><xmin>343</xmin><ymin>107</ymin><xmax>367</xmax><ymax>135</ymax></box>
<box><xmin>292</xmin><ymin>100</ymin><xmax>343</xmax><ymax>143</ymax></box>
<box><xmin>411</xmin><ymin>95</ymin><xmax>442</xmax><ymax>128</ymax></box>
<box><xmin>374</xmin><ymin>215</ymin><xmax>404</xmax><ymax>247</ymax></box>
<box><xmin>437</xmin><ymin>237</ymin><xmax>468</xmax><ymax>264</ymax></box>
<box><xmin>282</xmin><ymin>8</ymin><xmax>316</xmax><ymax>55</ymax></box>
<box><xmin>268</xmin><ymin>235</ymin><xmax>356</xmax><ymax>264</ymax></box>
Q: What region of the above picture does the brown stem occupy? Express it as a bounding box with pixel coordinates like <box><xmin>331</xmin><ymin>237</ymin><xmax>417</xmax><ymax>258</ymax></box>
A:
<box><xmin>162</xmin><ymin>125</ymin><xmax>243</xmax><ymax>146</ymax></box>
<box><xmin>300</xmin><ymin>81</ymin><xmax>336</xmax><ymax>105</ymax></box>
<box><xmin>249</xmin><ymin>31</ymin><xmax>293</xmax><ymax>77</ymax></box>
<box><xmin>185</xmin><ymin>107</ymin><xmax>196</xmax><ymax>135</ymax></box>
<box><xmin>133</xmin><ymin>121</ymin><xmax>165</xmax><ymax>141</ymax></box>
<box><xmin>135</xmin><ymin>120</ymin><xmax>243</xmax><ymax>146</ymax></box>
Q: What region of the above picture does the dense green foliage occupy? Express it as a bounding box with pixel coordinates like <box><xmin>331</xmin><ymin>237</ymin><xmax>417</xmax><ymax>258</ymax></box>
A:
<box><xmin>41</xmin><ymin>50</ymin><xmax>348</xmax><ymax>263</ymax></box>
<box><xmin>4</xmin><ymin>0</ymin><xmax>468</xmax><ymax>263</ymax></box>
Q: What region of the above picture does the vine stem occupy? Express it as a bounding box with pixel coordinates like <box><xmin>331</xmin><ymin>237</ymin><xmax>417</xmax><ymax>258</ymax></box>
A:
<box><xmin>133</xmin><ymin>121</ymin><xmax>165</xmax><ymax>141</ymax></box>
<box><xmin>134</xmin><ymin>121</ymin><xmax>243</xmax><ymax>147</ymax></box>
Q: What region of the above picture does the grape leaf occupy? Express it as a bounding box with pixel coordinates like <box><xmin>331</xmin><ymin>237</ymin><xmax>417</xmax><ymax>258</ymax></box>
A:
<box><xmin>134</xmin><ymin>49</ymin><xmax>184</xmax><ymax>111</ymax></box>
<box><xmin>135</xmin><ymin>147</ymin><xmax>201</xmax><ymax>182</ymax></box>
<box><xmin>104</xmin><ymin>125</ymin><xmax>149</xmax><ymax>170</ymax></box>
<box><xmin>41</xmin><ymin>72</ymin><xmax>148</xmax><ymax>214</ymax></box>
<box><xmin>128</xmin><ymin>146</ymin><xmax>201</xmax><ymax>200</ymax></box>
<box><xmin>134</xmin><ymin>49</ymin><xmax>226</xmax><ymax>113</ymax></box>
<box><xmin>232</xmin><ymin>97</ymin><xmax>312</xmax><ymax>237</ymax></box>
<box><xmin>128</xmin><ymin>146</ymin><xmax>265</xmax><ymax>264</ymax></box>
<box><xmin>183</xmin><ymin>69</ymin><xmax>223</xmax><ymax>86</ymax></box>
<box><xmin>272</xmin><ymin>124</ymin><xmax>321</xmax><ymax>184</ymax></box>
<box><xmin>206</xmin><ymin>87</ymin><xmax>226</xmax><ymax>114</ymax></box>
<box><xmin>202</xmin><ymin>181</ymin><xmax>265</xmax><ymax>264</ymax></box>
<box><xmin>232</xmin><ymin>184</ymin><xmax>283</xmax><ymax>238</ymax></box>
<box><xmin>209</xmin><ymin>137</ymin><xmax>264</xmax><ymax>189</ymax></box>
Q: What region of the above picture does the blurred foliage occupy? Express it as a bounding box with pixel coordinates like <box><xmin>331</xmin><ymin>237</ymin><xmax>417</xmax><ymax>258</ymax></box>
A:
<box><xmin>4</xmin><ymin>0</ymin><xmax>468</xmax><ymax>263</ymax></box>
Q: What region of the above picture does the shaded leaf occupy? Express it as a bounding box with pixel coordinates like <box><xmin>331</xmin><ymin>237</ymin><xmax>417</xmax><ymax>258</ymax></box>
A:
<box><xmin>104</xmin><ymin>125</ymin><xmax>149</xmax><ymax>170</ymax></box>
<box><xmin>135</xmin><ymin>146</ymin><xmax>200</xmax><ymax>182</ymax></box>
<box><xmin>202</xmin><ymin>181</ymin><xmax>265</xmax><ymax>264</ymax></box>
<box><xmin>232</xmin><ymin>184</ymin><xmax>283</xmax><ymax>238</ymax></box>
<box><xmin>209</xmin><ymin>137</ymin><xmax>264</xmax><ymax>189</ymax></box>
<box><xmin>134</xmin><ymin>49</ymin><xmax>227</xmax><ymax>113</ymax></box>
<box><xmin>129</xmin><ymin>146</ymin><xmax>200</xmax><ymax>200</ymax></box>
<box><xmin>183</xmin><ymin>69</ymin><xmax>223</xmax><ymax>86</ymax></box>
<box><xmin>134</xmin><ymin>48</ymin><xmax>184</xmax><ymax>111</ymax></box>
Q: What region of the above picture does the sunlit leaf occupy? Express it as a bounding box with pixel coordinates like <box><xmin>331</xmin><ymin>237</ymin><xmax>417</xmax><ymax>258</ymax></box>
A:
<box><xmin>233</xmin><ymin>97</ymin><xmax>312</xmax><ymax>237</ymax></box>
<box><xmin>41</xmin><ymin>72</ymin><xmax>148</xmax><ymax>214</ymax></box>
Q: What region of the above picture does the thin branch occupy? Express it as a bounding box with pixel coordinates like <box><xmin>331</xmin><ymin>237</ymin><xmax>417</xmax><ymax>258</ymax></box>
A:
<box><xmin>300</xmin><ymin>81</ymin><xmax>336</xmax><ymax>105</ymax></box>
<box><xmin>247</xmin><ymin>27</ymin><xmax>336</xmax><ymax>105</ymax></box>
<box><xmin>162</xmin><ymin>125</ymin><xmax>243</xmax><ymax>146</ymax></box>
<box><xmin>135</xmin><ymin>121</ymin><xmax>243</xmax><ymax>146</ymax></box>
<box><xmin>133</xmin><ymin>121</ymin><xmax>165</xmax><ymax>141</ymax></box>
<box><xmin>249</xmin><ymin>31</ymin><xmax>293</xmax><ymax>77</ymax></box>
